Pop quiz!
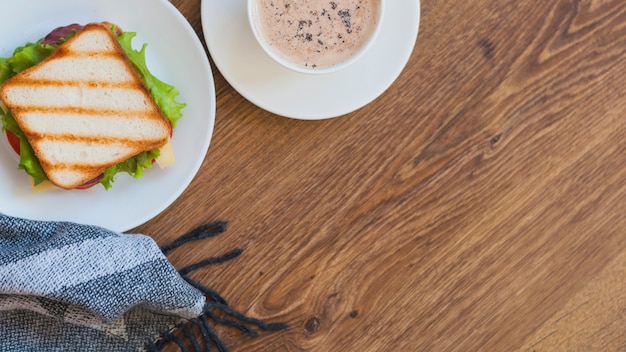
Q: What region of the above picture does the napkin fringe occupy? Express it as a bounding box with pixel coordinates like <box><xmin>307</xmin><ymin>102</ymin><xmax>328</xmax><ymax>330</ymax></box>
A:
<box><xmin>159</xmin><ymin>221</ymin><xmax>228</xmax><ymax>256</ymax></box>
<box><xmin>145</xmin><ymin>222</ymin><xmax>289</xmax><ymax>352</ymax></box>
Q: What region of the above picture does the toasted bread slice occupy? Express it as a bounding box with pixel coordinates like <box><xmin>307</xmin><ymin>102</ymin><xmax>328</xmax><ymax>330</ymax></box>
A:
<box><xmin>0</xmin><ymin>23</ymin><xmax>171</xmax><ymax>189</ymax></box>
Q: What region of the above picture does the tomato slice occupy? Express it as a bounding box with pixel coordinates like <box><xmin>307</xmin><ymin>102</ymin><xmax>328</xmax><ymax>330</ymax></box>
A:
<box><xmin>6</xmin><ymin>130</ymin><xmax>20</xmax><ymax>155</ymax></box>
<box><xmin>153</xmin><ymin>123</ymin><xmax>173</xmax><ymax>164</ymax></box>
<box><xmin>75</xmin><ymin>174</ymin><xmax>104</xmax><ymax>190</ymax></box>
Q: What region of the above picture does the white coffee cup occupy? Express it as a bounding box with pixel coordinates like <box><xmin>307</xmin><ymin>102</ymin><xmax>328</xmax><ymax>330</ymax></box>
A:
<box><xmin>248</xmin><ymin>0</ymin><xmax>384</xmax><ymax>75</ymax></box>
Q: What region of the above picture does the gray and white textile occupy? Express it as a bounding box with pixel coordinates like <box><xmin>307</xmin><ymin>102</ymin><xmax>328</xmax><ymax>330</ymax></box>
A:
<box><xmin>0</xmin><ymin>214</ymin><xmax>287</xmax><ymax>351</ymax></box>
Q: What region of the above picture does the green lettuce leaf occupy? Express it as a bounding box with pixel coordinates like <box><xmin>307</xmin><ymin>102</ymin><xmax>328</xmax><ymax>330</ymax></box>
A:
<box><xmin>1</xmin><ymin>111</ymin><xmax>47</xmax><ymax>185</ymax></box>
<box><xmin>117</xmin><ymin>31</ymin><xmax>186</xmax><ymax>127</ymax></box>
<box><xmin>101</xmin><ymin>149</ymin><xmax>161</xmax><ymax>190</ymax></box>
<box><xmin>0</xmin><ymin>58</ymin><xmax>11</xmax><ymax>84</ymax></box>
<box><xmin>6</xmin><ymin>42</ymin><xmax>56</xmax><ymax>74</ymax></box>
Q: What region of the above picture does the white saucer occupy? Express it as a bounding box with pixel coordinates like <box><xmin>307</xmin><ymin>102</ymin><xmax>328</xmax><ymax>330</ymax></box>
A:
<box><xmin>201</xmin><ymin>0</ymin><xmax>420</xmax><ymax>120</ymax></box>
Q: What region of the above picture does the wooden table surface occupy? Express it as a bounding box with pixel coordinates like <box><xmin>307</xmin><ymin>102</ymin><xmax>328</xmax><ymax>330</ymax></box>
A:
<box><xmin>140</xmin><ymin>0</ymin><xmax>626</xmax><ymax>351</ymax></box>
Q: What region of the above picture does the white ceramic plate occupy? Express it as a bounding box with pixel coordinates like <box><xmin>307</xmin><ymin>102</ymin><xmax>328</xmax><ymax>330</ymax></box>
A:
<box><xmin>201</xmin><ymin>0</ymin><xmax>420</xmax><ymax>120</ymax></box>
<box><xmin>0</xmin><ymin>0</ymin><xmax>215</xmax><ymax>233</ymax></box>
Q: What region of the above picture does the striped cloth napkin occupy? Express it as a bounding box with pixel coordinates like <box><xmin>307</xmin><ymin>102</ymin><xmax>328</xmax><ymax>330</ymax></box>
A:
<box><xmin>0</xmin><ymin>214</ymin><xmax>287</xmax><ymax>351</ymax></box>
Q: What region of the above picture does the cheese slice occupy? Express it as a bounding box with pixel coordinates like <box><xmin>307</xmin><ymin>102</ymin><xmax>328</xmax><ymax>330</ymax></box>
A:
<box><xmin>155</xmin><ymin>140</ymin><xmax>176</xmax><ymax>169</ymax></box>
<box><xmin>30</xmin><ymin>177</ymin><xmax>58</xmax><ymax>193</ymax></box>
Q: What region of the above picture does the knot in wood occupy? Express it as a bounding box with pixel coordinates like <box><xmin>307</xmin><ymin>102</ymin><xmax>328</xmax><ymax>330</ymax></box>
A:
<box><xmin>304</xmin><ymin>316</ymin><xmax>321</xmax><ymax>334</ymax></box>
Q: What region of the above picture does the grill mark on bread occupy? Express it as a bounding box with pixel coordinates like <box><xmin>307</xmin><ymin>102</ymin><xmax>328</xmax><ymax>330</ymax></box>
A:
<box><xmin>48</xmin><ymin>47</ymin><xmax>126</xmax><ymax>59</ymax></box>
<box><xmin>27</xmin><ymin>134</ymin><xmax>167</xmax><ymax>147</ymax></box>
<box><xmin>33</xmin><ymin>49</ymin><xmax>131</xmax><ymax>69</ymax></box>
<box><xmin>10</xmin><ymin>105</ymin><xmax>161</xmax><ymax>117</ymax></box>
<box><xmin>3</xmin><ymin>80</ymin><xmax>144</xmax><ymax>90</ymax></box>
<box><xmin>42</xmin><ymin>164</ymin><xmax>110</xmax><ymax>176</ymax></box>
<box><xmin>37</xmin><ymin>157</ymin><xmax>139</xmax><ymax>171</ymax></box>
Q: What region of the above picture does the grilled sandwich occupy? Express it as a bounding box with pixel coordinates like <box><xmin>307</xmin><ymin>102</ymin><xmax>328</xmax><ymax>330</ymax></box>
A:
<box><xmin>0</xmin><ymin>23</ymin><xmax>172</xmax><ymax>190</ymax></box>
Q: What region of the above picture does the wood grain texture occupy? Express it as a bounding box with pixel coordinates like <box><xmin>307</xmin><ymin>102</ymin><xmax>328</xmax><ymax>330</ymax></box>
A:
<box><xmin>519</xmin><ymin>250</ymin><xmax>626</xmax><ymax>352</ymax></box>
<box><xmin>146</xmin><ymin>0</ymin><xmax>626</xmax><ymax>351</ymax></box>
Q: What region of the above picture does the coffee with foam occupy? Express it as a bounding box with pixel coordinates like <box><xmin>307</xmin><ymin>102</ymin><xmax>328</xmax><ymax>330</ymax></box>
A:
<box><xmin>250</xmin><ymin>0</ymin><xmax>382</xmax><ymax>71</ymax></box>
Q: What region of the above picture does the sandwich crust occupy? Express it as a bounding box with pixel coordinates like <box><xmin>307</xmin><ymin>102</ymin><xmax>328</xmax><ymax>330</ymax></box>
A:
<box><xmin>0</xmin><ymin>23</ymin><xmax>171</xmax><ymax>189</ymax></box>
